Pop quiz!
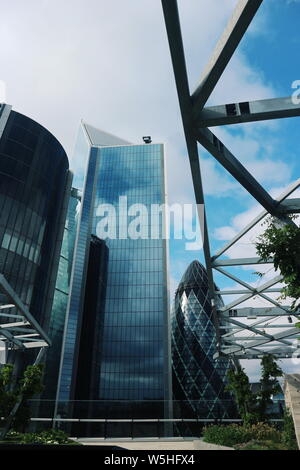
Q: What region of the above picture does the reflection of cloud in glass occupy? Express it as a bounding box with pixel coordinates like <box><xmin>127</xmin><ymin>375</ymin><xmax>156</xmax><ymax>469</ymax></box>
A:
<box><xmin>96</xmin><ymin>146</ymin><xmax>161</xmax><ymax>205</ymax></box>
<box><xmin>92</xmin><ymin>143</ymin><xmax>168</xmax><ymax>401</ymax></box>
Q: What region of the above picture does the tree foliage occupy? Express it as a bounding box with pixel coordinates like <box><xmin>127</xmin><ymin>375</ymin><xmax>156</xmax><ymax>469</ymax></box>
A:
<box><xmin>255</xmin><ymin>217</ymin><xmax>300</xmax><ymax>310</ymax></box>
<box><xmin>227</xmin><ymin>355</ymin><xmax>283</xmax><ymax>424</ymax></box>
<box><xmin>0</xmin><ymin>363</ymin><xmax>44</xmax><ymax>433</ymax></box>
<box><xmin>0</xmin><ymin>365</ymin><xmax>16</xmax><ymax>420</ymax></box>
<box><xmin>18</xmin><ymin>364</ymin><xmax>44</xmax><ymax>399</ymax></box>
<box><xmin>226</xmin><ymin>365</ymin><xmax>258</xmax><ymax>425</ymax></box>
<box><xmin>257</xmin><ymin>355</ymin><xmax>283</xmax><ymax>422</ymax></box>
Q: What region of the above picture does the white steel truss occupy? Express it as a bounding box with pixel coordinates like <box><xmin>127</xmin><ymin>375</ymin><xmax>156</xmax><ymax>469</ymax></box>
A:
<box><xmin>161</xmin><ymin>0</ymin><xmax>300</xmax><ymax>359</ymax></box>
<box><xmin>0</xmin><ymin>274</ymin><xmax>51</xmax><ymax>358</ymax></box>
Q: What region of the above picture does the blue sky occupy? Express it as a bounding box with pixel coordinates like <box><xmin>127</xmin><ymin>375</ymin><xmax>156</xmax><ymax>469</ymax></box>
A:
<box><xmin>1</xmin><ymin>0</ymin><xmax>300</xmax><ymax>379</ymax></box>
<box><xmin>169</xmin><ymin>0</ymin><xmax>300</xmax><ymax>291</ymax></box>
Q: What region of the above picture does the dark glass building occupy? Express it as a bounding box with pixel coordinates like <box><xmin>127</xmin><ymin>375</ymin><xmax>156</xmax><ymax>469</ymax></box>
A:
<box><xmin>0</xmin><ymin>104</ymin><xmax>70</xmax><ymax>367</ymax></box>
<box><xmin>172</xmin><ymin>260</ymin><xmax>236</xmax><ymax>433</ymax></box>
<box><xmin>56</xmin><ymin>124</ymin><xmax>171</xmax><ymax>433</ymax></box>
<box><xmin>74</xmin><ymin>235</ymin><xmax>108</xmax><ymax>403</ymax></box>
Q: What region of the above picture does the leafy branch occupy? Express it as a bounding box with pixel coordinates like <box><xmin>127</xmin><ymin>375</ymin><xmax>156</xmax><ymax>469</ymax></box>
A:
<box><xmin>255</xmin><ymin>216</ymin><xmax>300</xmax><ymax>311</ymax></box>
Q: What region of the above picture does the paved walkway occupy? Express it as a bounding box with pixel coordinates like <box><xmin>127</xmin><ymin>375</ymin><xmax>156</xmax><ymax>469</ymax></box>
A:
<box><xmin>284</xmin><ymin>374</ymin><xmax>300</xmax><ymax>450</ymax></box>
<box><xmin>73</xmin><ymin>437</ymin><xmax>233</xmax><ymax>451</ymax></box>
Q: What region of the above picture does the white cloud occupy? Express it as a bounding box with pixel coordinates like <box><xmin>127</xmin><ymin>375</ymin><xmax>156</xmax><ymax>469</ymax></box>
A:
<box><xmin>214</xmin><ymin>226</ymin><xmax>238</xmax><ymax>241</ymax></box>
<box><xmin>200</xmin><ymin>156</ymin><xmax>240</xmax><ymax>197</ymax></box>
<box><xmin>0</xmin><ymin>0</ymin><xmax>285</xmax><ymax>203</ymax></box>
<box><xmin>212</xmin><ymin>126</ymin><xmax>292</xmax><ymax>188</ymax></box>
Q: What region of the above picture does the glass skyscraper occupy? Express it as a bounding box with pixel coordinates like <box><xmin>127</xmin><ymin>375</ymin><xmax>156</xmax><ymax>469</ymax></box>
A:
<box><xmin>56</xmin><ymin>123</ymin><xmax>171</xmax><ymax>424</ymax></box>
<box><xmin>172</xmin><ymin>260</ymin><xmax>236</xmax><ymax>434</ymax></box>
<box><xmin>42</xmin><ymin>188</ymin><xmax>81</xmax><ymax>403</ymax></box>
<box><xmin>0</xmin><ymin>104</ymin><xmax>70</xmax><ymax>367</ymax></box>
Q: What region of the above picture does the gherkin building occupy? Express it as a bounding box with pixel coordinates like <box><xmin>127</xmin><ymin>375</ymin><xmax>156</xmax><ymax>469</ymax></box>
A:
<box><xmin>171</xmin><ymin>260</ymin><xmax>236</xmax><ymax>428</ymax></box>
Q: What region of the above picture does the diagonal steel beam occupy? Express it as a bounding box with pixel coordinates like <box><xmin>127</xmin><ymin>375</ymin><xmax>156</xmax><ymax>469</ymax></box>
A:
<box><xmin>214</xmin><ymin>266</ymin><xmax>267</xmax><ymax>291</ymax></box>
<box><xmin>161</xmin><ymin>0</ymin><xmax>222</xmax><ymax>347</ymax></box>
<box><xmin>0</xmin><ymin>274</ymin><xmax>51</xmax><ymax>346</ymax></box>
<box><xmin>221</xmin><ymin>316</ymin><xmax>297</xmax><ymax>339</ymax></box>
<box><xmin>214</xmin><ymin>266</ymin><xmax>293</xmax><ymax>316</ymax></box>
<box><xmin>222</xmin><ymin>321</ymin><xmax>295</xmax><ymax>335</ymax></box>
<box><xmin>191</xmin><ymin>0</ymin><xmax>263</xmax><ymax>115</ymax></box>
<box><xmin>196</xmin><ymin>127</ymin><xmax>282</xmax><ymax>215</ymax></box>
<box><xmin>221</xmin><ymin>315</ymin><xmax>277</xmax><ymax>341</ymax></box>
<box><xmin>0</xmin><ymin>328</ymin><xmax>25</xmax><ymax>350</ymax></box>
<box><xmin>196</xmin><ymin>96</ymin><xmax>300</xmax><ymax>127</ymax></box>
<box><xmin>221</xmin><ymin>317</ymin><xmax>285</xmax><ymax>340</ymax></box>
<box><xmin>220</xmin><ymin>315</ymin><xmax>293</xmax><ymax>347</ymax></box>
<box><xmin>220</xmin><ymin>327</ymin><xmax>300</xmax><ymax>354</ymax></box>
<box><xmin>212</xmin><ymin>178</ymin><xmax>300</xmax><ymax>260</ymax></box>
<box><xmin>218</xmin><ymin>271</ymin><xmax>284</xmax><ymax>312</ymax></box>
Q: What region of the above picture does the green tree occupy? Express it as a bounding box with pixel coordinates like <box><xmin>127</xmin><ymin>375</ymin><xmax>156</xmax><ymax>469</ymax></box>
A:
<box><xmin>227</xmin><ymin>356</ymin><xmax>283</xmax><ymax>425</ymax></box>
<box><xmin>0</xmin><ymin>365</ymin><xmax>16</xmax><ymax>420</ymax></box>
<box><xmin>226</xmin><ymin>365</ymin><xmax>258</xmax><ymax>425</ymax></box>
<box><xmin>255</xmin><ymin>217</ymin><xmax>300</xmax><ymax>310</ymax></box>
<box><xmin>0</xmin><ymin>363</ymin><xmax>44</xmax><ymax>436</ymax></box>
<box><xmin>13</xmin><ymin>364</ymin><xmax>44</xmax><ymax>432</ymax></box>
<box><xmin>257</xmin><ymin>355</ymin><xmax>283</xmax><ymax>422</ymax></box>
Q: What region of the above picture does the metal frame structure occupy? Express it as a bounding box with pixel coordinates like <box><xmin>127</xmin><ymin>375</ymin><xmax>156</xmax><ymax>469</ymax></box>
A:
<box><xmin>161</xmin><ymin>0</ymin><xmax>300</xmax><ymax>359</ymax></box>
<box><xmin>0</xmin><ymin>274</ymin><xmax>51</xmax><ymax>360</ymax></box>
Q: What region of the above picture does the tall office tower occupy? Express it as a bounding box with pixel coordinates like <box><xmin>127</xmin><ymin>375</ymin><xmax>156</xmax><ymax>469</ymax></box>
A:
<box><xmin>42</xmin><ymin>188</ymin><xmax>81</xmax><ymax>407</ymax></box>
<box><xmin>56</xmin><ymin>123</ymin><xmax>171</xmax><ymax>433</ymax></box>
<box><xmin>171</xmin><ymin>260</ymin><xmax>236</xmax><ymax>435</ymax></box>
<box><xmin>0</xmin><ymin>104</ymin><xmax>70</xmax><ymax>368</ymax></box>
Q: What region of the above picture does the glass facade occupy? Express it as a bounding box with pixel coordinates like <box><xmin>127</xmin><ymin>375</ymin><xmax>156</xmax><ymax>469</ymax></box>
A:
<box><xmin>42</xmin><ymin>188</ymin><xmax>81</xmax><ymax>401</ymax></box>
<box><xmin>56</xmin><ymin>147</ymin><xmax>99</xmax><ymax>403</ymax></box>
<box><xmin>75</xmin><ymin>235</ymin><xmax>108</xmax><ymax>402</ymax></box>
<box><xmin>0</xmin><ymin>107</ymin><xmax>69</xmax><ymax>352</ymax></box>
<box><xmin>56</xmin><ymin>124</ymin><xmax>171</xmax><ymax>421</ymax></box>
<box><xmin>94</xmin><ymin>144</ymin><xmax>169</xmax><ymax>403</ymax></box>
<box><xmin>171</xmin><ymin>260</ymin><xmax>236</xmax><ymax>432</ymax></box>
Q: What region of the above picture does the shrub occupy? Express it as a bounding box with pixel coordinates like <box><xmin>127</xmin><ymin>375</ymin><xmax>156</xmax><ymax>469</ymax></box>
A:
<box><xmin>203</xmin><ymin>422</ymin><xmax>281</xmax><ymax>448</ymax></box>
<box><xmin>234</xmin><ymin>440</ymin><xmax>289</xmax><ymax>451</ymax></box>
<box><xmin>5</xmin><ymin>430</ymin><xmax>22</xmax><ymax>441</ymax></box>
<box><xmin>203</xmin><ymin>424</ymin><xmax>252</xmax><ymax>447</ymax></box>
<box><xmin>247</xmin><ymin>422</ymin><xmax>281</xmax><ymax>443</ymax></box>
<box><xmin>18</xmin><ymin>429</ymin><xmax>73</xmax><ymax>445</ymax></box>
